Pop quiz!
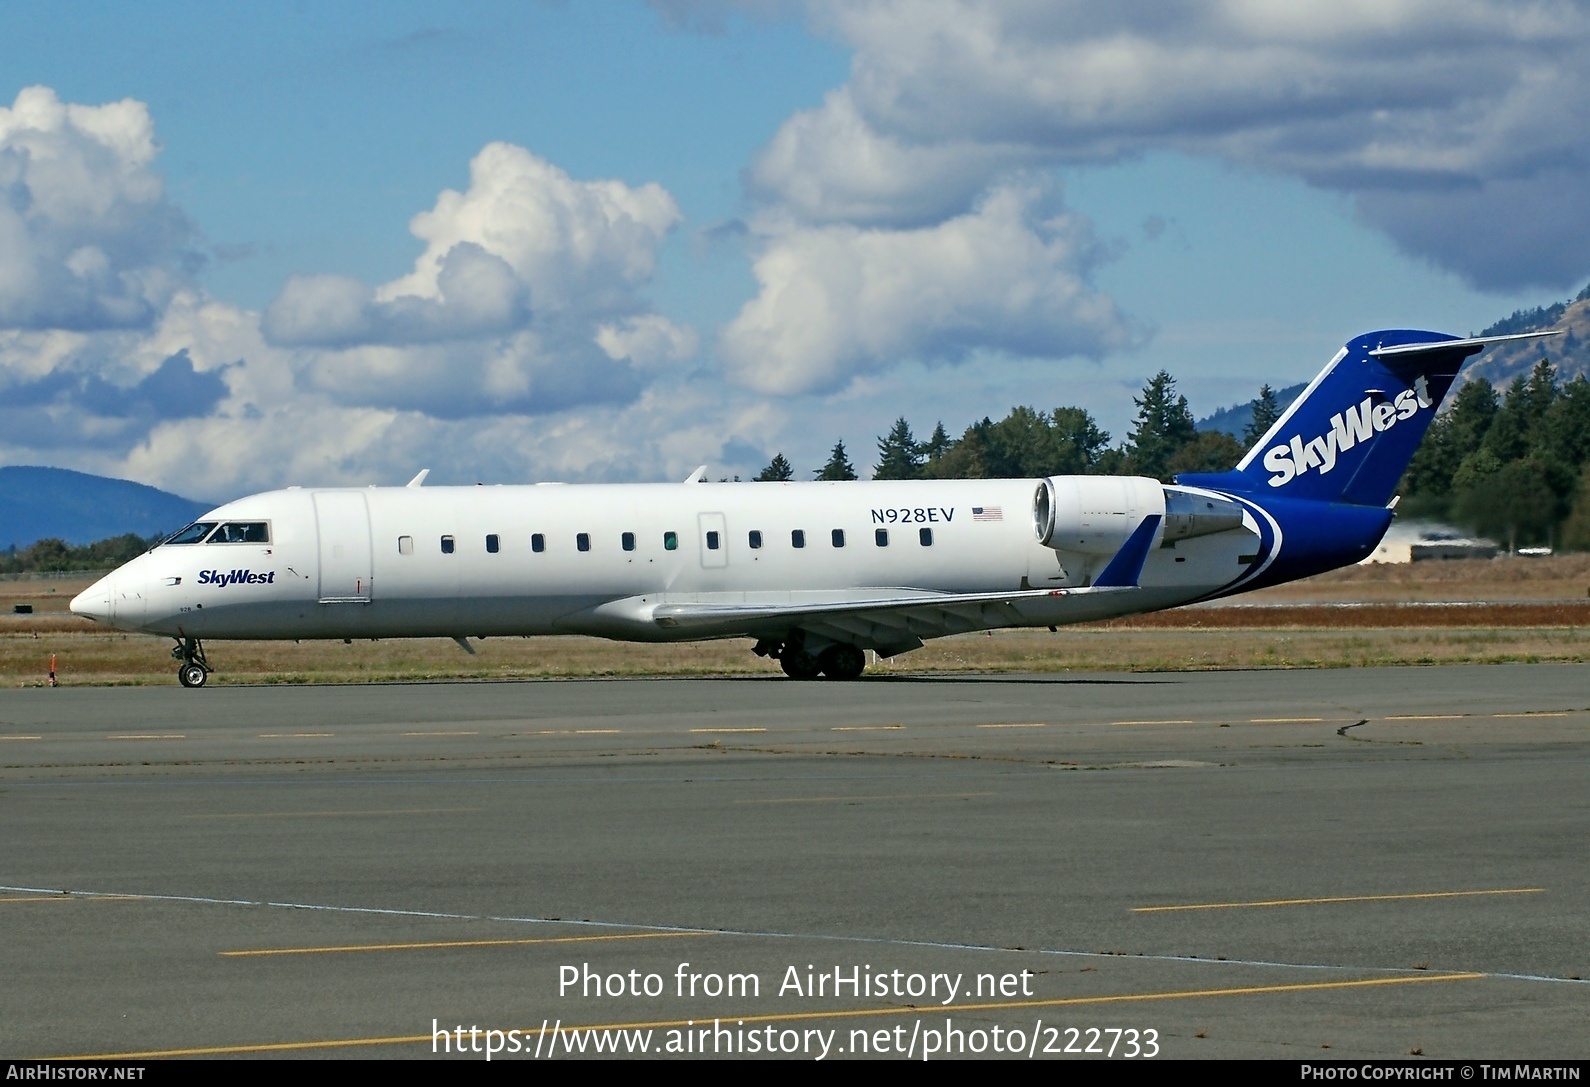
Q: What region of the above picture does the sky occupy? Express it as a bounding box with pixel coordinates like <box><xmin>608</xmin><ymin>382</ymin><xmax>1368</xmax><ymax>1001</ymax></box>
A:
<box><xmin>1</xmin><ymin>0</ymin><xmax>1586</xmax><ymax>500</ymax></box>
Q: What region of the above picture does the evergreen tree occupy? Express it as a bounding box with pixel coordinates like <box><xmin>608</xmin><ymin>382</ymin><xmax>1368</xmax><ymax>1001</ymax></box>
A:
<box><xmin>814</xmin><ymin>440</ymin><xmax>857</xmax><ymax>481</ymax></box>
<box><xmin>1168</xmin><ymin>431</ymin><xmax>1245</xmax><ymax>476</ymax></box>
<box><xmin>0</xmin><ymin>533</ymin><xmax>152</xmax><ymax>575</ymax></box>
<box><xmin>1243</xmin><ymin>384</ymin><xmax>1281</xmax><ymax>446</ymax></box>
<box><xmin>1454</xmin><ymin>458</ymin><xmax>1559</xmax><ymax>551</ymax></box>
<box><xmin>1121</xmin><ymin>371</ymin><xmax>1197</xmax><ymax>480</ymax></box>
<box><xmin>979</xmin><ymin>406</ymin><xmax>1048</xmax><ymax>477</ymax></box>
<box><xmin>873</xmin><ymin>417</ymin><xmax>923</xmax><ymax>479</ymax></box>
<box><xmin>1561</xmin><ymin>466</ymin><xmax>1590</xmax><ymax>551</ymax></box>
<box><xmin>920</xmin><ymin>422</ymin><xmax>952</xmax><ymax>469</ymax></box>
<box><xmin>1537</xmin><ymin>374</ymin><xmax>1590</xmax><ymax>478</ymax></box>
<box><xmin>755</xmin><ymin>453</ymin><xmax>794</xmax><ymax>481</ymax></box>
<box><xmin>925</xmin><ymin>419</ymin><xmax>993</xmax><ymax>478</ymax></box>
<box><xmin>1049</xmin><ymin>407</ymin><xmax>1111</xmax><ymax>475</ymax></box>
<box><xmin>1482</xmin><ymin>360</ymin><xmax>1558</xmax><ymax>465</ymax></box>
<box><xmin>1400</xmin><ymin>378</ymin><xmax>1499</xmax><ymax>517</ymax></box>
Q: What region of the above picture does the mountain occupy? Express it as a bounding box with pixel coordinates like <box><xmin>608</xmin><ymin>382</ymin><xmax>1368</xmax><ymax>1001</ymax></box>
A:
<box><xmin>1197</xmin><ymin>285</ymin><xmax>1590</xmax><ymax>437</ymax></box>
<box><xmin>1461</xmin><ymin>283</ymin><xmax>1590</xmax><ymax>389</ymax></box>
<box><xmin>0</xmin><ymin>466</ymin><xmax>212</xmax><ymax>550</ymax></box>
<box><xmin>1197</xmin><ymin>382</ymin><xmax>1307</xmax><ymax>440</ymax></box>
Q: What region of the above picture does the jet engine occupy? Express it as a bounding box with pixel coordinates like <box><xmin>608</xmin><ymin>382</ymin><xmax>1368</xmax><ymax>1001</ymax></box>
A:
<box><xmin>1032</xmin><ymin>477</ymin><xmax>1245</xmax><ymax>554</ymax></box>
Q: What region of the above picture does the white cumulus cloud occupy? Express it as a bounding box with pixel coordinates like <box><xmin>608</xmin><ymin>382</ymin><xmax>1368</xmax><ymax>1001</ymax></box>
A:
<box><xmin>596</xmin><ymin>314</ymin><xmax>701</xmax><ymax>370</ymax></box>
<box><xmin>0</xmin><ymin>86</ymin><xmax>194</xmax><ymax>331</ymax></box>
<box><xmin>260</xmin><ymin>142</ymin><xmax>694</xmax><ymax>417</ymax></box>
<box><xmin>265</xmin><ymin>144</ymin><xmax>682</xmax><ymax>347</ymax></box>
<box><xmin>720</xmin><ymin>182</ymin><xmax>1134</xmax><ymax>395</ymax></box>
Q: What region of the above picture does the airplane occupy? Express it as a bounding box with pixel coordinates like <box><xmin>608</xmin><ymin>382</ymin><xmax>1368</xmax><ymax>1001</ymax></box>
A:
<box><xmin>70</xmin><ymin>327</ymin><xmax>1556</xmax><ymax>687</ymax></box>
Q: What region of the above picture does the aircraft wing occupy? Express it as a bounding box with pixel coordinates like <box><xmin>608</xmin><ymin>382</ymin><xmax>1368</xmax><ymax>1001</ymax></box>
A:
<box><xmin>568</xmin><ymin>514</ymin><xmax>1165</xmax><ymax>656</ymax></box>
<box><xmin>636</xmin><ymin>584</ymin><xmax>1136</xmax><ymax>656</ymax></box>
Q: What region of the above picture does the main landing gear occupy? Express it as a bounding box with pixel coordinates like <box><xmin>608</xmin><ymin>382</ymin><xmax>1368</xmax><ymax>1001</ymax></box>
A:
<box><xmin>754</xmin><ymin>637</ymin><xmax>867</xmax><ymax>681</ymax></box>
<box><xmin>172</xmin><ymin>637</ymin><xmax>210</xmax><ymax>688</ymax></box>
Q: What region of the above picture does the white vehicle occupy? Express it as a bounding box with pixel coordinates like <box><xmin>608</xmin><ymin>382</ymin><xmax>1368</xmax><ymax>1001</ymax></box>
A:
<box><xmin>71</xmin><ymin>328</ymin><xmax>1553</xmax><ymax>686</ymax></box>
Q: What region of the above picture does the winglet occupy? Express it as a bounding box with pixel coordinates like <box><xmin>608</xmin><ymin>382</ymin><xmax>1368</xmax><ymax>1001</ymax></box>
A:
<box><xmin>406</xmin><ymin>469</ymin><xmax>430</xmax><ymax>488</ymax></box>
<box><xmin>683</xmin><ymin>465</ymin><xmax>708</xmax><ymax>483</ymax></box>
<box><xmin>1093</xmin><ymin>515</ymin><xmax>1162</xmax><ymax>588</ymax></box>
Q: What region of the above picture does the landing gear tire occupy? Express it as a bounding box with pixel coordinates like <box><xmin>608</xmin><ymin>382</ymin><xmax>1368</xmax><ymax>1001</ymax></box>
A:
<box><xmin>172</xmin><ymin>637</ymin><xmax>210</xmax><ymax>688</ymax></box>
<box><xmin>818</xmin><ymin>644</ymin><xmax>866</xmax><ymax>681</ymax></box>
<box><xmin>779</xmin><ymin>651</ymin><xmax>822</xmax><ymax>680</ymax></box>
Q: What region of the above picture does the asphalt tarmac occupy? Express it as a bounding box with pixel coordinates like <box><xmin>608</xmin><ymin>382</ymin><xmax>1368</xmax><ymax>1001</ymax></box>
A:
<box><xmin>2</xmin><ymin>663</ymin><xmax>1587</xmax><ymax>1061</ymax></box>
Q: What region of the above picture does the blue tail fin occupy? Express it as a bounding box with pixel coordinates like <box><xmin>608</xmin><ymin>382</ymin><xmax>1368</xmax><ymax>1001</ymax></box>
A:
<box><xmin>1177</xmin><ymin>329</ymin><xmax>1552</xmax><ymax>507</ymax></box>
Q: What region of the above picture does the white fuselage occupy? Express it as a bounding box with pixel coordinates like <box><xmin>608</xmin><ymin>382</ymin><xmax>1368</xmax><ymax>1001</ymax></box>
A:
<box><xmin>71</xmin><ymin>477</ymin><xmax>1261</xmax><ymax>649</ymax></box>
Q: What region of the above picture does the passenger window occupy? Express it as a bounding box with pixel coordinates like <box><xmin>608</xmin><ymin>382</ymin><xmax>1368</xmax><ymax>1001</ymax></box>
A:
<box><xmin>664</xmin><ymin>531</ymin><xmax>679</xmax><ymax>551</ymax></box>
<box><xmin>875</xmin><ymin>529</ymin><xmax>888</xmax><ymax>547</ymax></box>
<box><xmin>577</xmin><ymin>532</ymin><xmax>591</xmax><ymax>552</ymax></box>
<box><xmin>706</xmin><ymin>531</ymin><xmax>720</xmax><ymax>550</ymax></box>
<box><xmin>486</xmin><ymin>534</ymin><xmax>500</xmax><ymax>554</ymax></box>
<box><xmin>441</xmin><ymin>535</ymin><xmax>455</xmax><ymax>554</ymax></box>
<box><xmin>622</xmin><ymin>531</ymin><xmax>636</xmax><ymax>552</ymax></box>
<box><xmin>209</xmin><ymin>522</ymin><xmax>270</xmax><ymax>544</ymax></box>
<box><xmin>919</xmin><ymin>527</ymin><xmax>933</xmax><ymax>546</ymax></box>
<box><xmin>832</xmin><ymin>529</ymin><xmax>845</xmax><ymax>548</ymax></box>
<box><xmin>398</xmin><ymin>536</ymin><xmax>414</xmax><ymax>555</ymax></box>
<box><xmin>791</xmin><ymin>529</ymin><xmax>805</xmax><ymax>549</ymax></box>
<box><xmin>748</xmin><ymin>530</ymin><xmax>762</xmax><ymax>549</ymax></box>
<box><xmin>531</xmin><ymin>533</ymin><xmax>545</xmax><ymax>553</ymax></box>
<box><xmin>164</xmin><ymin>522</ymin><xmax>217</xmax><ymax>545</ymax></box>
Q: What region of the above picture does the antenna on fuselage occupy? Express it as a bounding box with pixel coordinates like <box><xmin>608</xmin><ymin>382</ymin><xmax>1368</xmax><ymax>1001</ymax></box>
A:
<box><xmin>406</xmin><ymin>469</ymin><xmax>430</xmax><ymax>487</ymax></box>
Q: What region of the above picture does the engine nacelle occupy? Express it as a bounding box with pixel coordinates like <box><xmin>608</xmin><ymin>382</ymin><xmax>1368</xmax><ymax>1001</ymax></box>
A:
<box><xmin>1032</xmin><ymin>476</ymin><xmax>1166</xmax><ymax>555</ymax></box>
<box><xmin>1033</xmin><ymin>479</ymin><xmax>1248</xmax><ymax>555</ymax></box>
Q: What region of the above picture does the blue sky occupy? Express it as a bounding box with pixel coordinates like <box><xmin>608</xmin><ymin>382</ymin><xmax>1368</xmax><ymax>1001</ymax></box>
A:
<box><xmin>0</xmin><ymin>1</ymin><xmax>1581</xmax><ymax>498</ymax></box>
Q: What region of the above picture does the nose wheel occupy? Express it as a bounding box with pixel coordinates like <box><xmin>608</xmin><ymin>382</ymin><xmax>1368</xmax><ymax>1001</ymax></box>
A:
<box><xmin>172</xmin><ymin>638</ymin><xmax>210</xmax><ymax>688</ymax></box>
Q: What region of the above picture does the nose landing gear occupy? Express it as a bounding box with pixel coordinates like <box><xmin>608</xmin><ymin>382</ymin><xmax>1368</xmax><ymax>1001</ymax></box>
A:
<box><xmin>172</xmin><ymin>638</ymin><xmax>210</xmax><ymax>688</ymax></box>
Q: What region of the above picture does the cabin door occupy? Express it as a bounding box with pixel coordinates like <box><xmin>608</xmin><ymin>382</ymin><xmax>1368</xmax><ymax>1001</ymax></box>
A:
<box><xmin>314</xmin><ymin>491</ymin><xmax>373</xmax><ymax>603</ymax></box>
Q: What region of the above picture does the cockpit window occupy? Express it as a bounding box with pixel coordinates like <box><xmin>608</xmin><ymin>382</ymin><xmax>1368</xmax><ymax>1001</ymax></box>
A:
<box><xmin>208</xmin><ymin>522</ymin><xmax>271</xmax><ymax>544</ymax></box>
<box><xmin>164</xmin><ymin>522</ymin><xmax>217</xmax><ymax>545</ymax></box>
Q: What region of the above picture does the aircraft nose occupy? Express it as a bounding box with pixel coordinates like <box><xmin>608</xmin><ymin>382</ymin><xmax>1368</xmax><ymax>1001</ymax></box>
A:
<box><xmin>70</xmin><ymin>575</ymin><xmax>114</xmax><ymax>623</ymax></box>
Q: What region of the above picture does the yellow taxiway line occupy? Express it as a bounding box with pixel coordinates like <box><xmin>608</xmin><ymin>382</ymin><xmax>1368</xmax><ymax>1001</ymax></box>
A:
<box><xmin>1134</xmin><ymin>888</ymin><xmax>1545</xmax><ymax>913</ymax></box>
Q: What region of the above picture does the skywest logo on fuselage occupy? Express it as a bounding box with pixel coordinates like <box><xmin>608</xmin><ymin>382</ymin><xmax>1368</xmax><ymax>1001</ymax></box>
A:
<box><xmin>198</xmin><ymin>569</ymin><xmax>276</xmax><ymax>587</ymax></box>
<box><xmin>1262</xmin><ymin>385</ymin><xmax>1431</xmax><ymax>488</ymax></box>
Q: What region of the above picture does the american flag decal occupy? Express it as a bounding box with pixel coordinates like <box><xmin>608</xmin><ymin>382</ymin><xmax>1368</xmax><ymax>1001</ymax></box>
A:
<box><xmin>972</xmin><ymin>506</ymin><xmax>1003</xmax><ymax>521</ymax></box>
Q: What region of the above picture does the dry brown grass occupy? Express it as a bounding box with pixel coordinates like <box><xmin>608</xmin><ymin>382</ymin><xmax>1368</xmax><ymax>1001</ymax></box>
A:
<box><xmin>1237</xmin><ymin>553</ymin><xmax>1590</xmax><ymax>603</ymax></box>
<box><xmin>4</xmin><ymin>557</ymin><xmax>1587</xmax><ymax>687</ymax></box>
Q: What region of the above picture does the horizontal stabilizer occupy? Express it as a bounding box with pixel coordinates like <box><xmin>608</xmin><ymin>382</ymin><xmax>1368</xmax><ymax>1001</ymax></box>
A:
<box><xmin>1368</xmin><ymin>330</ymin><xmax>1561</xmax><ymax>360</ymax></box>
